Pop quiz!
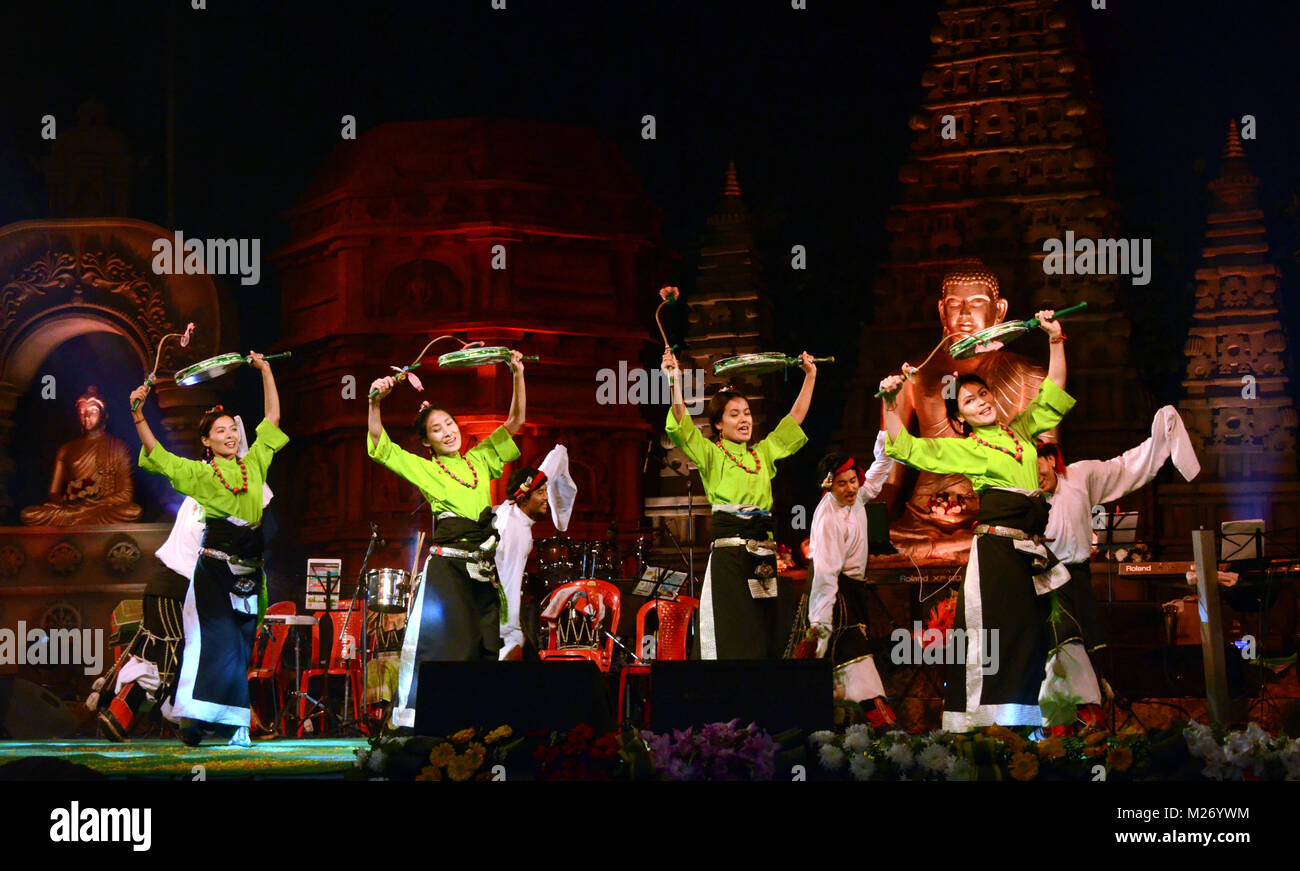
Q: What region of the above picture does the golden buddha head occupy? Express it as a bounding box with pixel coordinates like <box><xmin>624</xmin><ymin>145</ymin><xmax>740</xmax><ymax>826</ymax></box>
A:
<box><xmin>75</xmin><ymin>387</ymin><xmax>108</xmax><ymax>434</ymax></box>
<box><xmin>938</xmin><ymin>259</ymin><xmax>1008</xmax><ymax>338</ymax></box>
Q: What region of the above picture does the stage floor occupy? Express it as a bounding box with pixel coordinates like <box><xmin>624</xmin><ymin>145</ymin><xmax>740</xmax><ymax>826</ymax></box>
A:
<box><xmin>0</xmin><ymin>738</ymin><xmax>365</xmax><ymax>778</ymax></box>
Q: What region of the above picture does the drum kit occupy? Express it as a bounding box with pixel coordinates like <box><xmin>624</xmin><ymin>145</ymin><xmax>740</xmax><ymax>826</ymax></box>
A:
<box><xmin>537</xmin><ymin>536</ymin><xmax>622</xmax><ymax>586</ymax></box>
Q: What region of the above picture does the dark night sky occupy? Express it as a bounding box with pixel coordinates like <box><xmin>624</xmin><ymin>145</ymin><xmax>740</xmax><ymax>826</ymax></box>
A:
<box><xmin>3</xmin><ymin>0</ymin><xmax>1299</xmax><ymax>506</ymax></box>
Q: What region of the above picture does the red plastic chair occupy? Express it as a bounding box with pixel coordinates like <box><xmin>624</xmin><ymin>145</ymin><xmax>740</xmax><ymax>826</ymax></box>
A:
<box><xmin>248</xmin><ymin>601</ymin><xmax>296</xmax><ymax>734</ymax></box>
<box><xmin>539</xmin><ymin>579</ymin><xmax>622</xmax><ymax>673</ymax></box>
<box><xmin>617</xmin><ymin>596</ymin><xmax>698</xmax><ymax>725</ymax></box>
<box><xmin>297</xmin><ymin>608</ymin><xmax>365</xmax><ymax>736</ymax></box>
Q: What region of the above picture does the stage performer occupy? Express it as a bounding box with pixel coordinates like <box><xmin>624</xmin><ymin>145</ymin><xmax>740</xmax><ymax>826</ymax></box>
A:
<box><xmin>91</xmin><ymin>420</ymin><xmax>275</xmax><ymax>741</ymax></box>
<box><xmin>129</xmin><ymin>353</ymin><xmax>285</xmax><ymax>747</ymax></box>
<box><xmin>661</xmin><ymin>348</ymin><xmax>815</xmax><ymax>659</ymax></box>
<box><xmin>494</xmin><ymin>447</ymin><xmax>576</xmax><ymax>660</ymax></box>
<box><xmin>800</xmin><ymin>431</ymin><xmax>897</xmax><ymax>724</ymax></box>
<box><xmin>367</xmin><ymin>350</ymin><xmax>525</xmax><ymax>728</ymax></box>
<box><xmin>880</xmin><ymin>310</ymin><xmax>1071</xmax><ymax>731</ymax></box>
<box><xmin>1035</xmin><ymin>406</ymin><xmax>1201</xmax><ymax>725</ymax></box>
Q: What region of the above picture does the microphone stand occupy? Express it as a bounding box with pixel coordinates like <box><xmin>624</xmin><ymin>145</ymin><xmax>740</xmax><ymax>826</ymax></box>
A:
<box><xmin>338</xmin><ymin>522</ymin><xmax>382</xmax><ymax>735</ymax></box>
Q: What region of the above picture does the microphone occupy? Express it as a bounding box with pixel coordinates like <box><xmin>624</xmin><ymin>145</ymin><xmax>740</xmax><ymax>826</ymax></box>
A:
<box><xmin>643</xmin><ymin>439</ymin><xmax>655</xmax><ymax>474</ymax></box>
<box><xmin>369</xmin><ymin>522</ymin><xmax>386</xmax><ymax>547</ymax></box>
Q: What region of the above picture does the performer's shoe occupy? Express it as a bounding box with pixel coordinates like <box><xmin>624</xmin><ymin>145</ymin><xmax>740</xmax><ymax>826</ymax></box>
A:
<box><xmin>179</xmin><ymin>725</ymin><xmax>204</xmax><ymax>747</ymax></box>
<box><xmin>227</xmin><ymin>727</ymin><xmax>253</xmax><ymax>748</ymax></box>
<box><xmin>96</xmin><ymin>710</ymin><xmax>130</xmax><ymax>743</ymax></box>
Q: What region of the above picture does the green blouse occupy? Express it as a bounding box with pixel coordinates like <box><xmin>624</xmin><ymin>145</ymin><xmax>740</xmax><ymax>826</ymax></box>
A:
<box><xmin>139</xmin><ymin>419</ymin><xmax>288</xmax><ymax>523</ymax></box>
<box><xmin>664</xmin><ymin>410</ymin><xmax>808</xmax><ymax>509</ymax></box>
<box><xmin>367</xmin><ymin>425</ymin><xmax>520</xmax><ymax>519</ymax></box>
<box><xmin>885</xmin><ymin>377</ymin><xmax>1075</xmax><ymax>492</ymax></box>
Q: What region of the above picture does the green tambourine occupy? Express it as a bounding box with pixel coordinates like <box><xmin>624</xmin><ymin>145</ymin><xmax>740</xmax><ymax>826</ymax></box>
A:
<box><xmin>437</xmin><ymin>346</ymin><xmax>539</xmax><ymax>369</ymax></box>
<box><xmin>174</xmin><ymin>352</ymin><xmax>292</xmax><ymax>387</ymax></box>
<box><xmin>948</xmin><ymin>302</ymin><xmax>1088</xmax><ymax>360</ymax></box>
<box><xmin>712</xmin><ymin>352</ymin><xmax>832</xmax><ymax>377</ymax></box>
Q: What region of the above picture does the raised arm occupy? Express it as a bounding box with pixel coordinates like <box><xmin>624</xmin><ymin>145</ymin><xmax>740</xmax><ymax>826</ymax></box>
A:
<box><xmin>249</xmin><ymin>352</ymin><xmax>280</xmax><ymax>428</ymax></box>
<box><xmin>503</xmin><ymin>350</ymin><xmax>526</xmax><ymax>435</ymax></box>
<box><xmin>129</xmin><ymin>384</ymin><xmax>160</xmax><ymax>455</ymax></box>
<box><xmin>877</xmin><ymin>363</ymin><xmax>915</xmax><ymax>442</ymax></box>
<box><xmin>788</xmin><ymin>351</ymin><xmax>817</xmax><ymax>426</ymax></box>
<box><xmin>367</xmin><ymin>375</ymin><xmax>396</xmax><ymax>449</ymax></box>
<box><xmin>661</xmin><ymin>348</ymin><xmax>687</xmax><ymax>424</ymax></box>
<box><xmin>1038</xmin><ymin>310</ymin><xmax>1065</xmax><ymax>389</ymax></box>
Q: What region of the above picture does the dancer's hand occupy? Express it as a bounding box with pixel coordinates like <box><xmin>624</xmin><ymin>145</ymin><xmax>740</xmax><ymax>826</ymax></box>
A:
<box><xmin>370</xmin><ymin>375</ymin><xmax>396</xmax><ymax>401</ymax></box>
<box><xmin>128</xmin><ymin>384</ymin><xmax>150</xmax><ymax>413</ymax></box>
<box><xmin>248</xmin><ymin>351</ymin><xmax>269</xmax><ymax>372</ymax></box>
<box><xmin>661</xmin><ymin>348</ymin><xmax>680</xmax><ymax>378</ymax></box>
<box><xmin>1036</xmin><ymin>310</ymin><xmax>1061</xmax><ymax>338</ymax></box>
<box><xmin>508</xmin><ymin>349</ymin><xmax>525</xmax><ymax>374</ymax></box>
<box><xmin>798</xmin><ymin>350</ymin><xmax>816</xmax><ymax>377</ymax></box>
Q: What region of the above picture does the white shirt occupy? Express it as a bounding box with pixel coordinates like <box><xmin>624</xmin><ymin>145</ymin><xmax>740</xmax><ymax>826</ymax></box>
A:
<box><xmin>493</xmin><ymin>444</ymin><xmax>576</xmax><ymax>657</ymax></box>
<box><xmin>807</xmin><ymin>431</ymin><xmax>895</xmax><ymax>628</ymax></box>
<box><xmin>1044</xmin><ymin>405</ymin><xmax>1199</xmax><ymax>564</ymax></box>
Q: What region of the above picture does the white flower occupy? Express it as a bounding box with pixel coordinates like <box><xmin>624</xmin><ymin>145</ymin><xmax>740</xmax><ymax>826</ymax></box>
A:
<box><xmin>885</xmin><ymin>742</ymin><xmax>914</xmax><ymax>769</ymax></box>
<box><xmin>1224</xmin><ymin>733</ymin><xmax>1254</xmax><ymax>767</ymax></box>
<box><xmin>1243</xmin><ymin>722</ymin><xmax>1269</xmax><ymax>746</ymax></box>
<box><xmin>809</xmin><ymin>730</ymin><xmax>836</xmax><ymax>748</ymax></box>
<box><xmin>843</xmin><ymin>730</ymin><xmax>872</xmax><ymax>753</ymax></box>
<box><xmin>917</xmin><ymin>743</ymin><xmax>953</xmax><ymax>774</ymax></box>
<box><xmin>367</xmin><ymin>748</ymin><xmax>388</xmax><ymax>774</ymax></box>
<box><xmin>818</xmin><ymin>744</ymin><xmax>847</xmax><ymax>771</ymax></box>
<box><xmin>849</xmin><ymin>754</ymin><xmax>876</xmax><ymax>781</ymax></box>
<box><xmin>844</xmin><ymin>723</ymin><xmax>872</xmax><ymax>740</ymax></box>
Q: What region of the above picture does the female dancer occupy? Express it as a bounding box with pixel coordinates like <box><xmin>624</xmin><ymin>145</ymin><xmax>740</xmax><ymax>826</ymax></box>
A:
<box><xmin>661</xmin><ymin>348</ymin><xmax>815</xmax><ymax>659</ymax></box>
<box><xmin>367</xmin><ymin>350</ymin><xmax>524</xmax><ymax>728</ymax></box>
<box><xmin>129</xmin><ymin>353</ymin><xmax>285</xmax><ymax>747</ymax></box>
<box><xmin>879</xmin><ymin>311</ymin><xmax>1070</xmax><ymax>731</ymax></box>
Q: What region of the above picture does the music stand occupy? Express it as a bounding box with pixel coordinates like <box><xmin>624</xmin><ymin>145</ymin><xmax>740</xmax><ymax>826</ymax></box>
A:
<box><xmin>1094</xmin><ymin>508</ymin><xmax>1139</xmax><ymax>609</ymax></box>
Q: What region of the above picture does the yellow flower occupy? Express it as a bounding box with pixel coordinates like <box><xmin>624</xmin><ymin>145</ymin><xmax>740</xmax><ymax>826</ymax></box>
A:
<box><xmin>466</xmin><ymin>743</ymin><xmax>487</xmax><ymax>765</ymax></box>
<box><xmin>1106</xmin><ymin>745</ymin><xmax>1133</xmax><ymax>772</ymax></box>
<box><xmin>1008</xmin><ymin>752</ymin><xmax>1039</xmax><ymax>781</ymax></box>
<box><xmin>485</xmin><ymin>725</ymin><xmax>513</xmax><ymax>745</ymax></box>
<box><xmin>984</xmin><ymin>725</ymin><xmax>1027</xmax><ymax>754</ymax></box>
<box><xmin>451</xmin><ymin>728</ymin><xmax>476</xmax><ymax>745</ymax></box>
<box><xmin>1036</xmin><ymin>737</ymin><xmax>1067</xmax><ymax>761</ymax></box>
<box><xmin>428</xmin><ymin>743</ymin><xmax>455</xmax><ymax>767</ymax></box>
<box><xmin>416</xmin><ymin>765</ymin><xmax>442</xmax><ymax>781</ymax></box>
<box><xmin>446</xmin><ymin>754</ymin><xmax>478</xmax><ymax>782</ymax></box>
<box><xmin>1083</xmin><ymin>744</ymin><xmax>1106</xmax><ymax>759</ymax></box>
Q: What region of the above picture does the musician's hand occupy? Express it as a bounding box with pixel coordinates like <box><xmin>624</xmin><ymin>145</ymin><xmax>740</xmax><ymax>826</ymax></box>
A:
<box><xmin>508</xmin><ymin>348</ymin><xmax>525</xmax><ymax>374</ymax></box>
<box><xmin>369</xmin><ymin>376</ymin><xmax>396</xmax><ymax>401</ymax></box>
<box><xmin>1037</xmin><ymin>310</ymin><xmax>1061</xmax><ymax>338</ymax></box>
<box><xmin>248</xmin><ymin>351</ymin><xmax>269</xmax><ymax>373</ymax></box>
<box><xmin>661</xmin><ymin>348</ymin><xmax>680</xmax><ymax>378</ymax></box>
<box><xmin>798</xmin><ymin>350</ymin><xmax>816</xmax><ymax>377</ymax></box>
<box><xmin>129</xmin><ymin>384</ymin><xmax>151</xmax><ymax>412</ymax></box>
<box><xmin>878</xmin><ymin>372</ymin><xmax>907</xmax><ymax>401</ymax></box>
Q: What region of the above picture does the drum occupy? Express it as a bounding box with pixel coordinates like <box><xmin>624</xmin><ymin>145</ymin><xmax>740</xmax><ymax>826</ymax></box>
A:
<box><xmin>577</xmin><ymin>541</ymin><xmax>620</xmax><ymax>581</ymax></box>
<box><xmin>539</xmin><ymin>537</ymin><xmax>577</xmax><ymax>588</ymax></box>
<box><xmin>366</xmin><ymin>568</ymin><xmax>411</xmax><ymax>614</ymax></box>
<box><xmin>437</xmin><ymin>346</ymin><xmax>539</xmax><ymax>369</ymax></box>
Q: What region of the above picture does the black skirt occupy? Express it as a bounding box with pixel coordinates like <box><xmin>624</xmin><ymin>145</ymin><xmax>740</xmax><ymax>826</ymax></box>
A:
<box><xmin>698</xmin><ymin>511</ymin><xmax>792</xmax><ymax>660</ymax></box>
<box><xmin>943</xmin><ymin>489</ymin><xmax>1053</xmax><ymax>731</ymax></box>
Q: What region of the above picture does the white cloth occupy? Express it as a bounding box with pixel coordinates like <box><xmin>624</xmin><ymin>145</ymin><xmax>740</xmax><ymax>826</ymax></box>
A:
<box><xmin>154</xmin><ymin>497</ymin><xmax>206</xmax><ymax>580</ymax></box>
<box><xmin>807</xmin><ymin>431</ymin><xmax>895</xmax><ymax>631</ymax></box>
<box><xmin>538</xmin><ymin>444</ymin><xmax>576</xmax><ymax>532</ymax></box>
<box><xmin>493</xmin><ymin>500</ymin><xmax>536</xmax><ymax>657</ymax></box>
<box><xmin>1044</xmin><ymin>406</ymin><xmax>1199</xmax><ymax>564</ymax></box>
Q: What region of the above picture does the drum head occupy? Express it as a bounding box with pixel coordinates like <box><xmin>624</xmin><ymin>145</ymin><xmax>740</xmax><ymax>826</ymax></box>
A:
<box><xmin>713</xmin><ymin>352</ymin><xmax>790</xmax><ymax>376</ymax></box>
<box><xmin>175</xmin><ymin>353</ymin><xmax>246</xmax><ymax>386</ymax></box>
<box><xmin>438</xmin><ymin>346</ymin><xmax>512</xmax><ymax>369</ymax></box>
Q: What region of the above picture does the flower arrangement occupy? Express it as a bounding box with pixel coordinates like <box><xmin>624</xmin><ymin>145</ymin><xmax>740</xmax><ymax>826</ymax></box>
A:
<box><xmin>1184</xmin><ymin>720</ymin><xmax>1300</xmax><ymax>781</ymax></box>
<box><xmin>531</xmin><ymin>723</ymin><xmax>629</xmax><ymax>781</ymax></box>
<box><xmin>641</xmin><ymin>720</ymin><xmax>779</xmax><ymax>781</ymax></box>
<box><xmin>356</xmin><ymin>724</ymin><xmax>521</xmax><ymax>782</ymax></box>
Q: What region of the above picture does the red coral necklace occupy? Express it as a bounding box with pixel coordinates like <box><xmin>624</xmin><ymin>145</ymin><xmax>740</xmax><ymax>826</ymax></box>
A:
<box><xmin>716</xmin><ymin>440</ymin><xmax>762</xmax><ymax>475</ymax></box>
<box><xmin>434</xmin><ymin>453</ymin><xmax>479</xmax><ymax>489</ymax></box>
<box><xmin>209</xmin><ymin>455</ymin><xmax>250</xmax><ymax>495</ymax></box>
<box><xmin>967</xmin><ymin>424</ymin><xmax>1024</xmax><ymax>463</ymax></box>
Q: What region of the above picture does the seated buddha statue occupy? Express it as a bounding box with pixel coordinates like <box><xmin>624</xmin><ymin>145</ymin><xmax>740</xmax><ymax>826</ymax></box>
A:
<box><xmin>21</xmin><ymin>386</ymin><xmax>143</xmax><ymax>526</ymax></box>
<box><xmin>880</xmin><ymin>259</ymin><xmax>1054</xmax><ymax>561</ymax></box>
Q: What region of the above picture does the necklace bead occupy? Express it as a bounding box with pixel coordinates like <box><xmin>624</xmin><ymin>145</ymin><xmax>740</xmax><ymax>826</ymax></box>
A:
<box><xmin>434</xmin><ymin>452</ymin><xmax>479</xmax><ymax>489</ymax></box>
<box><xmin>209</xmin><ymin>455</ymin><xmax>250</xmax><ymax>495</ymax></box>
<box><xmin>967</xmin><ymin>423</ymin><xmax>1024</xmax><ymax>463</ymax></box>
<box><xmin>716</xmin><ymin>440</ymin><xmax>762</xmax><ymax>474</ymax></box>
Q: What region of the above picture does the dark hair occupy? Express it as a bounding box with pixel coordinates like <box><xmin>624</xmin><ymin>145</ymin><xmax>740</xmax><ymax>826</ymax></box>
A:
<box><xmin>197</xmin><ymin>406</ymin><xmax>237</xmax><ymax>460</ymax></box>
<box><xmin>1036</xmin><ymin>442</ymin><xmax>1061</xmax><ymax>463</ymax></box>
<box><xmin>413</xmin><ymin>404</ymin><xmax>457</xmax><ymax>443</ymax></box>
<box><xmin>944</xmin><ymin>374</ymin><xmax>990</xmax><ymax>436</ymax></box>
<box><xmin>817</xmin><ymin>452</ymin><xmax>853</xmax><ymax>487</ymax></box>
<box><xmin>707</xmin><ymin>390</ymin><xmax>749</xmax><ymax>434</ymax></box>
<box><xmin>506</xmin><ymin>467</ymin><xmax>543</xmax><ymax>498</ymax></box>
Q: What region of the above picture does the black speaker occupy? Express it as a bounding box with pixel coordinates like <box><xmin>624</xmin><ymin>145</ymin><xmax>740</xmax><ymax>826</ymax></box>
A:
<box><xmin>648</xmin><ymin>660</ymin><xmax>833</xmax><ymax>732</ymax></box>
<box><xmin>0</xmin><ymin>677</ymin><xmax>81</xmax><ymax>739</ymax></box>
<box><xmin>413</xmin><ymin>661</ymin><xmax>615</xmax><ymax>736</ymax></box>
